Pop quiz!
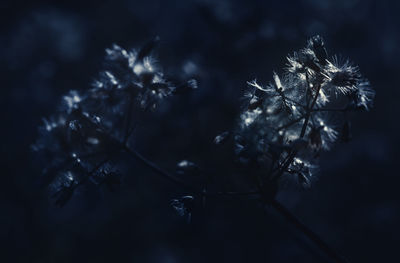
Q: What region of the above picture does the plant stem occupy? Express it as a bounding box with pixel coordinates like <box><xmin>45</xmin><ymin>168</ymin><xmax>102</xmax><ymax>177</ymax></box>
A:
<box><xmin>123</xmin><ymin>145</ymin><xmax>200</xmax><ymax>193</ymax></box>
<box><xmin>300</xmin><ymin>84</ymin><xmax>321</xmax><ymax>138</ymax></box>
<box><xmin>270</xmin><ymin>200</ymin><xmax>349</xmax><ymax>263</ymax></box>
<box><xmin>122</xmin><ymin>144</ymin><xmax>350</xmax><ymax>263</ymax></box>
<box><xmin>274</xmin><ymin>83</ymin><xmax>321</xmax><ymax>181</ymax></box>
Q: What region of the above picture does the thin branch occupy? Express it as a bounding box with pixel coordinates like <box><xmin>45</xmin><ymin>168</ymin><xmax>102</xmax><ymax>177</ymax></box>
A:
<box><xmin>123</xmin><ymin>145</ymin><xmax>262</xmax><ymax>197</ymax></box>
<box><xmin>123</xmin><ymin>145</ymin><xmax>201</xmax><ymax>193</ymax></box>
<box><xmin>270</xmin><ymin>200</ymin><xmax>349</xmax><ymax>263</ymax></box>
<box><xmin>300</xmin><ymin>84</ymin><xmax>321</xmax><ymax>138</ymax></box>
<box><xmin>122</xmin><ymin>144</ymin><xmax>349</xmax><ymax>263</ymax></box>
<box><xmin>273</xmin><ymin>83</ymin><xmax>321</xmax><ymax>181</ymax></box>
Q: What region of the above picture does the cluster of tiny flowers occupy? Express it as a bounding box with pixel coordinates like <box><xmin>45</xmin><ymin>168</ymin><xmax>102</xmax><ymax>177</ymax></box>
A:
<box><xmin>34</xmin><ymin>35</ymin><xmax>375</xmax><ymax>208</ymax></box>
<box><xmin>33</xmin><ymin>39</ymin><xmax>197</xmax><ymax>206</ymax></box>
<box><xmin>235</xmin><ymin>36</ymin><xmax>375</xmax><ymax>187</ymax></box>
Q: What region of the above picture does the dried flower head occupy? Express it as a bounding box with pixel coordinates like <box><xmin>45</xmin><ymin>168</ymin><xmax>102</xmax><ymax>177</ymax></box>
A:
<box><xmin>236</xmin><ymin>35</ymin><xmax>375</xmax><ymax>189</ymax></box>
<box><xmin>33</xmin><ymin>39</ymin><xmax>197</xmax><ymax>206</ymax></box>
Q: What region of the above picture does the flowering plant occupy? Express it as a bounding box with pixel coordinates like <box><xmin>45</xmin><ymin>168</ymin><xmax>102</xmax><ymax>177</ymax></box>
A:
<box><xmin>235</xmin><ymin>35</ymin><xmax>374</xmax><ymax>191</ymax></box>
<box><xmin>34</xmin><ymin>36</ymin><xmax>374</xmax><ymax>263</ymax></box>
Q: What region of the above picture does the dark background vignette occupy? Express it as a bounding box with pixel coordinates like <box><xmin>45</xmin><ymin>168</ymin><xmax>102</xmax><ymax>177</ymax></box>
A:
<box><xmin>0</xmin><ymin>0</ymin><xmax>398</xmax><ymax>262</ymax></box>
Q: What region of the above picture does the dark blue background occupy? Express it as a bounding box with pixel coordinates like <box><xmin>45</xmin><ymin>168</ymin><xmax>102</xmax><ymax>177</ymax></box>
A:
<box><xmin>1</xmin><ymin>0</ymin><xmax>398</xmax><ymax>262</ymax></box>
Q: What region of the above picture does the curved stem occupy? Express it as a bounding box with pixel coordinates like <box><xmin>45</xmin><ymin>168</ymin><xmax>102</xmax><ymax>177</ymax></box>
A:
<box><xmin>123</xmin><ymin>145</ymin><xmax>199</xmax><ymax>193</ymax></box>
<box><xmin>123</xmin><ymin>144</ymin><xmax>261</xmax><ymax>198</ymax></box>
<box><xmin>122</xmin><ymin>144</ymin><xmax>350</xmax><ymax>263</ymax></box>
<box><xmin>270</xmin><ymin>200</ymin><xmax>349</xmax><ymax>263</ymax></box>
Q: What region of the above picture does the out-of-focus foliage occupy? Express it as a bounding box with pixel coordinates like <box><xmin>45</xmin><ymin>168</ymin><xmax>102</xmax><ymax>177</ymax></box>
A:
<box><xmin>33</xmin><ymin>39</ymin><xmax>197</xmax><ymax>206</ymax></box>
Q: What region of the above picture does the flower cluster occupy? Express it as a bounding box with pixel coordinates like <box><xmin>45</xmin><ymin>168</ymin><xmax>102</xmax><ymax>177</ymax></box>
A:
<box><xmin>33</xmin><ymin>38</ymin><xmax>197</xmax><ymax>206</ymax></box>
<box><xmin>34</xmin><ymin>36</ymin><xmax>375</xmax><ymax>207</ymax></box>
<box><xmin>235</xmin><ymin>35</ymin><xmax>375</xmax><ymax>188</ymax></box>
<box><xmin>32</xmin><ymin>36</ymin><xmax>375</xmax><ymax>261</ymax></box>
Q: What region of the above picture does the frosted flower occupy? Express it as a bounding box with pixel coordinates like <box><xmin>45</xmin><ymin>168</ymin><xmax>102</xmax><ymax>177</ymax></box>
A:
<box><xmin>322</xmin><ymin>58</ymin><xmax>361</xmax><ymax>94</ymax></box>
<box><xmin>34</xmin><ymin>38</ymin><xmax>197</xmax><ymax>206</ymax></box>
<box><xmin>236</xmin><ymin>36</ymin><xmax>375</xmax><ymax>188</ymax></box>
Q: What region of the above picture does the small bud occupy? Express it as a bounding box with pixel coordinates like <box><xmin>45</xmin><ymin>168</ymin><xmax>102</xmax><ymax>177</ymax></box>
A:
<box><xmin>176</xmin><ymin>160</ymin><xmax>201</xmax><ymax>176</ymax></box>
<box><xmin>214</xmin><ymin>131</ymin><xmax>230</xmax><ymax>145</ymax></box>
<box><xmin>307</xmin><ymin>35</ymin><xmax>328</xmax><ymax>65</ymax></box>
